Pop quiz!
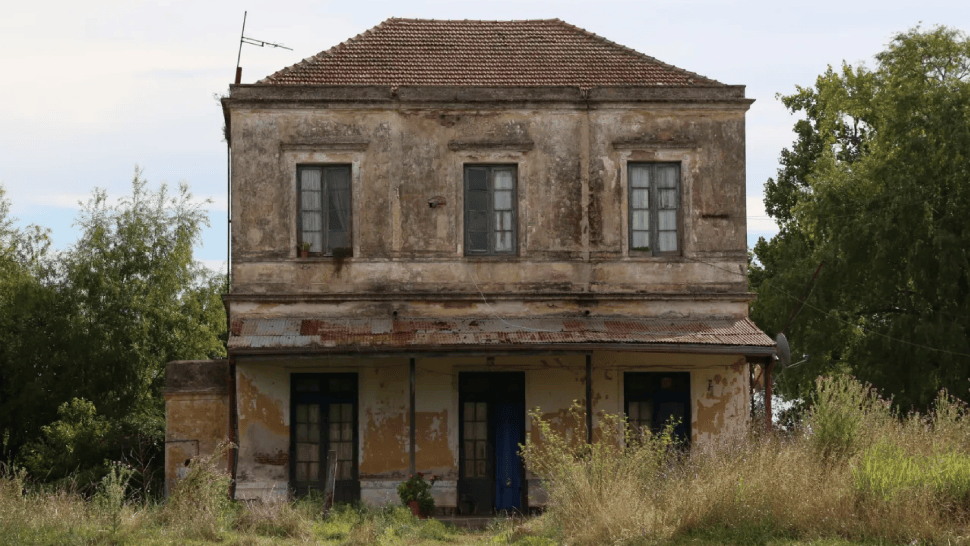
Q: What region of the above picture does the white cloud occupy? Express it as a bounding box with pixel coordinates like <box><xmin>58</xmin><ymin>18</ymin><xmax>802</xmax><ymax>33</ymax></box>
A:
<box><xmin>200</xmin><ymin>259</ymin><xmax>228</xmax><ymax>274</ymax></box>
<box><xmin>26</xmin><ymin>193</ymin><xmax>96</xmax><ymax>209</ymax></box>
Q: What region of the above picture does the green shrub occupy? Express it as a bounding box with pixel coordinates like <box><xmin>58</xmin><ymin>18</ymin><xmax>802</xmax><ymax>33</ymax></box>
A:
<box><xmin>807</xmin><ymin>375</ymin><xmax>892</xmax><ymax>461</ymax></box>
<box><xmin>17</xmin><ymin>398</ymin><xmax>163</xmax><ymax>500</ymax></box>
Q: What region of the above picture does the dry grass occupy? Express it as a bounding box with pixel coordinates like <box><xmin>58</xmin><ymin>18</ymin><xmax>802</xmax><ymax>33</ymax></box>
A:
<box><xmin>521</xmin><ymin>376</ymin><xmax>970</xmax><ymax>546</ymax></box>
<box><xmin>3</xmin><ymin>375</ymin><xmax>969</xmax><ymax>546</ymax></box>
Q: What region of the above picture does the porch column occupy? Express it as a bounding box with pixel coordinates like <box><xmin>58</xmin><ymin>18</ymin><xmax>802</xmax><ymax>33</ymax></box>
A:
<box><xmin>586</xmin><ymin>353</ymin><xmax>592</xmax><ymax>443</ymax></box>
<box><xmin>409</xmin><ymin>357</ymin><xmax>416</xmax><ymax>475</ymax></box>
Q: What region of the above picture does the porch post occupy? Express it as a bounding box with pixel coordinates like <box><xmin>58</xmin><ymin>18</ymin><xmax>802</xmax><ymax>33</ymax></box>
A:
<box><xmin>409</xmin><ymin>357</ymin><xmax>416</xmax><ymax>475</ymax></box>
<box><xmin>585</xmin><ymin>353</ymin><xmax>593</xmax><ymax>443</ymax></box>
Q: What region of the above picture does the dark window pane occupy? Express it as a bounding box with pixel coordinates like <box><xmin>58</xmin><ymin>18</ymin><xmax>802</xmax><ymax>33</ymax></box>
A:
<box><xmin>468</xmin><ymin>211</ymin><xmax>487</xmax><ymax>232</ymax></box>
<box><xmin>327</xmin><ymin>231</ymin><xmax>348</xmax><ymax>251</ymax></box>
<box><xmin>467</xmin><ymin>168</ymin><xmax>488</xmax><ymax>191</ymax></box>
<box><xmin>468</xmin><ymin>231</ymin><xmax>488</xmax><ymax>252</ymax></box>
<box><xmin>467</xmin><ymin>191</ymin><xmax>488</xmax><ymax>211</ymax></box>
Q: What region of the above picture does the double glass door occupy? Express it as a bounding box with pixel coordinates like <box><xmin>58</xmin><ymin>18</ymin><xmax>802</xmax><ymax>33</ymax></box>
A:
<box><xmin>291</xmin><ymin>373</ymin><xmax>359</xmax><ymax>502</ymax></box>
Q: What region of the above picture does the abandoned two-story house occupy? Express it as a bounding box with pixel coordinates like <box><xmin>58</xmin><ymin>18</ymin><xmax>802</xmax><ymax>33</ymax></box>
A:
<box><xmin>164</xmin><ymin>18</ymin><xmax>774</xmax><ymax>514</ymax></box>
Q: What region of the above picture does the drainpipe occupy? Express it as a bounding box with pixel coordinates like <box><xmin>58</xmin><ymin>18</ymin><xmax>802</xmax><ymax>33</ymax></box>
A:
<box><xmin>764</xmin><ymin>356</ymin><xmax>774</xmax><ymax>432</ymax></box>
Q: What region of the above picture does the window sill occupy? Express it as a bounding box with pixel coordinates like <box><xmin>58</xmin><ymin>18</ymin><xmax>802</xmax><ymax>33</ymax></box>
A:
<box><xmin>292</xmin><ymin>256</ymin><xmax>354</xmax><ymax>261</ymax></box>
<box><xmin>624</xmin><ymin>252</ymin><xmax>684</xmax><ymax>261</ymax></box>
<box><xmin>462</xmin><ymin>255</ymin><xmax>520</xmax><ymax>262</ymax></box>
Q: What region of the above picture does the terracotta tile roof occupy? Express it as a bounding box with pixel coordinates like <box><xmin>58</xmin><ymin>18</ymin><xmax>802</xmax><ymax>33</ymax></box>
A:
<box><xmin>228</xmin><ymin>316</ymin><xmax>773</xmax><ymax>353</ymax></box>
<box><xmin>259</xmin><ymin>18</ymin><xmax>724</xmax><ymax>88</ymax></box>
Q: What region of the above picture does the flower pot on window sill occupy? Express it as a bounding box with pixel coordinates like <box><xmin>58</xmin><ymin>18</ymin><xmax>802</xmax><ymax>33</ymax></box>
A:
<box><xmin>299</xmin><ymin>250</ymin><xmax>309</xmax><ymax>258</ymax></box>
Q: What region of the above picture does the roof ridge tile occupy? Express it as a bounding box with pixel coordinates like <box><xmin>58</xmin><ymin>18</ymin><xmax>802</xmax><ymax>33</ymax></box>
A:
<box><xmin>257</xmin><ymin>18</ymin><xmax>730</xmax><ymax>88</ymax></box>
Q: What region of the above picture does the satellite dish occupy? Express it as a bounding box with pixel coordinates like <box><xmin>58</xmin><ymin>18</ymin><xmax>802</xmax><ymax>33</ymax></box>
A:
<box><xmin>775</xmin><ymin>333</ymin><xmax>791</xmax><ymax>367</ymax></box>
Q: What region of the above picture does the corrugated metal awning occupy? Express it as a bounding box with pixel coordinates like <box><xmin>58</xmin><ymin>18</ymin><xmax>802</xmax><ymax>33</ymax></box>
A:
<box><xmin>228</xmin><ymin>316</ymin><xmax>774</xmax><ymax>355</ymax></box>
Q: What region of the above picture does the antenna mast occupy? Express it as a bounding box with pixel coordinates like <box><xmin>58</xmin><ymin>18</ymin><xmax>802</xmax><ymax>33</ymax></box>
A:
<box><xmin>234</xmin><ymin>11</ymin><xmax>292</xmax><ymax>85</ymax></box>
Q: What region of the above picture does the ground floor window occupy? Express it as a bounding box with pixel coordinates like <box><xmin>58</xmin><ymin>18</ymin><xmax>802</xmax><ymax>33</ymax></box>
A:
<box><xmin>624</xmin><ymin>372</ymin><xmax>691</xmax><ymax>444</ymax></box>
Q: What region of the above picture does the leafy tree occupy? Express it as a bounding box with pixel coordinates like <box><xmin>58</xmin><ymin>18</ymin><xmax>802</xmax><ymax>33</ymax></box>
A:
<box><xmin>60</xmin><ymin>168</ymin><xmax>226</xmax><ymax>418</ymax></box>
<box><xmin>0</xmin><ymin>170</ymin><xmax>226</xmax><ymax>487</ymax></box>
<box><xmin>751</xmin><ymin>26</ymin><xmax>970</xmax><ymax>412</ymax></box>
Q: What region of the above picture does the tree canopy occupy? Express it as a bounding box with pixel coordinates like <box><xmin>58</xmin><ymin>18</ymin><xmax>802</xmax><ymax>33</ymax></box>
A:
<box><xmin>0</xmin><ymin>169</ymin><xmax>226</xmax><ymax>492</ymax></box>
<box><xmin>751</xmin><ymin>26</ymin><xmax>970</xmax><ymax>412</ymax></box>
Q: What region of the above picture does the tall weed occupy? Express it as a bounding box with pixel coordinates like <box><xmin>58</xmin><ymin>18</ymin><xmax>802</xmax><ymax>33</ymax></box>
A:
<box><xmin>520</xmin><ymin>403</ymin><xmax>679</xmax><ymax>545</ymax></box>
<box><xmin>807</xmin><ymin>374</ymin><xmax>892</xmax><ymax>461</ymax></box>
<box><xmin>519</xmin><ymin>379</ymin><xmax>970</xmax><ymax>546</ymax></box>
<box><xmin>160</xmin><ymin>440</ymin><xmax>234</xmax><ymax>540</ymax></box>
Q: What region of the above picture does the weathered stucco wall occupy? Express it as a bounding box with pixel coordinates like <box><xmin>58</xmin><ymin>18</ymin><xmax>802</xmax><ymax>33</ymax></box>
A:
<box><xmin>413</xmin><ymin>359</ymin><xmax>458</xmax><ymax>508</ymax></box>
<box><xmin>235</xmin><ymin>364</ymin><xmax>290</xmax><ymax>500</ymax></box>
<box><xmin>595</xmin><ymin>351</ymin><xmax>750</xmax><ymax>446</ymax></box>
<box><xmin>358</xmin><ymin>358</ymin><xmax>410</xmax><ymax>506</ymax></box>
<box><xmin>229</xmin><ymin>352</ymin><xmax>749</xmax><ymax>504</ymax></box>
<box><xmin>163</xmin><ymin>361</ymin><xmax>229</xmax><ymax>498</ymax></box>
<box><xmin>227</xmin><ymin>93</ymin><xmax>750</xmax><ymax>298</ymax></box>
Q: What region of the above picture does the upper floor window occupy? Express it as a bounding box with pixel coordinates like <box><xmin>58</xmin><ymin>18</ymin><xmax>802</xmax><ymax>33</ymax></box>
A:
<box><xmin>464</xmin><ymin>165</ymin><xmax>517</xmax><ymax>256</ymax></box>
<box><xmin>629</xmin><ymin>163</ymin><xmax>680</xmax><ymax>255</ymax></box>
<box><xmin>298</xmin><ymin>165</ymin><xmax>352</xmax><ymax>256</ymax></box>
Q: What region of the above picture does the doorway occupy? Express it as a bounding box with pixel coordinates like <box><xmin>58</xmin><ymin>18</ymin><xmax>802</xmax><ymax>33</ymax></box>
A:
<box><xmin>290</xmin><ymin>373</ymin><xmax>359</xmax><ymax>502</ymax></box>
<box><xmin>458</xmin><ymin>372</ymin><xmax>526</xmax><ymax>514</ymax></box>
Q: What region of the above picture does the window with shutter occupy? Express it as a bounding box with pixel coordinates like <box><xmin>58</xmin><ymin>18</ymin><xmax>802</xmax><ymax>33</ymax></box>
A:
<box><xmin>464</xmin><ymin>166</ymin><xmax>517</xmax><ymax>256</ymax></box>
<box><xmin>298</xmin><ymin>165</ymin><xmax>352</xmax><ymax>256</ymax></box>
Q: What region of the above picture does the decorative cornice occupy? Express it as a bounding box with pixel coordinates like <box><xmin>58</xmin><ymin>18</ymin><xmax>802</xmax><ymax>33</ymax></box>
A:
<box><xmin>612</xmin><ymin>139</ymin><xmax>699</xmax><ymax>150</ymax></box>
<box><xmin>280</xmin><ymin>138</ymin><xmax>369</xmax><ymax>152</ymax></box>
<box><xmin>447</xmin><ymin>139</ymin><xmax>534</xmax><ymax>152</ymax></box>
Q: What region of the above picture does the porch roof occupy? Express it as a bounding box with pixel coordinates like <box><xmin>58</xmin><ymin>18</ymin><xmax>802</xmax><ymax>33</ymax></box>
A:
<box><xmin>228</xmin><ymin>316</ymin><xmax>775</xmax><ymax>356</ymax></box>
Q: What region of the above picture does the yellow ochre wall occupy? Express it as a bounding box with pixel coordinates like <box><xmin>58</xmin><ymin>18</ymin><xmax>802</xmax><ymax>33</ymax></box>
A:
<box><xmin>231</xmin><ymin>351</ymin><xmax>749</xmax><ymax>505</ymax></box>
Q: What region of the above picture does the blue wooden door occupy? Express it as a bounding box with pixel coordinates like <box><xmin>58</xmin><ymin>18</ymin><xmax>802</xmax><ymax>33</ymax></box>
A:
<box><xmin>494</xmin><ymin>400</ymin><xmax>522</xmax><ymax>511</ymax></box>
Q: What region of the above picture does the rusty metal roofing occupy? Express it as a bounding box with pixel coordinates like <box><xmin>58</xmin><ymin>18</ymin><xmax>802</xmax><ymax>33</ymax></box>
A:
<box><xmin>228</xmin><ymin>316</ymin><xmax>773</xmax><ymax>352</ymax></box>
<box><xmin>259</xmin><ymin>19</ymin><xmax>724</xmax><ymax>88</ymax></box>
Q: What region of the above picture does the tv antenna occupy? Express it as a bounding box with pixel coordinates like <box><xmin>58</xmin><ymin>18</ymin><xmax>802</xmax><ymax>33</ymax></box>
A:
<box><xmin>235</xmin><ymin>11</ymin><xmax>293</xmax><ymax>85</ymax></box>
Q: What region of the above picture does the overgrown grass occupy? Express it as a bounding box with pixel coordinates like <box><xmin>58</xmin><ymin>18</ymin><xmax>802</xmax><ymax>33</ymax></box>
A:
<box><xmin>0</xmin><ymin>446</ymin><xmax>484</xmax><ymax>546</ymax></box>
<box><xmin>520</xmin><ymin>375</ymin><xmax>970</xmax><ymax>546</ymax></box>
<box><xmin>3</xmin><ymin>374</ymin><xmax>968</xmax><ymax>545</ymax></box>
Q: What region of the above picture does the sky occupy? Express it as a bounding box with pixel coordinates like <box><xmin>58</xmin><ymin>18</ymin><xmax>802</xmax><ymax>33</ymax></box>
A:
<box><xmin>2</xmin><ymin>0</ymin><xmax>967</xmax><ymax>273</ymax></box>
